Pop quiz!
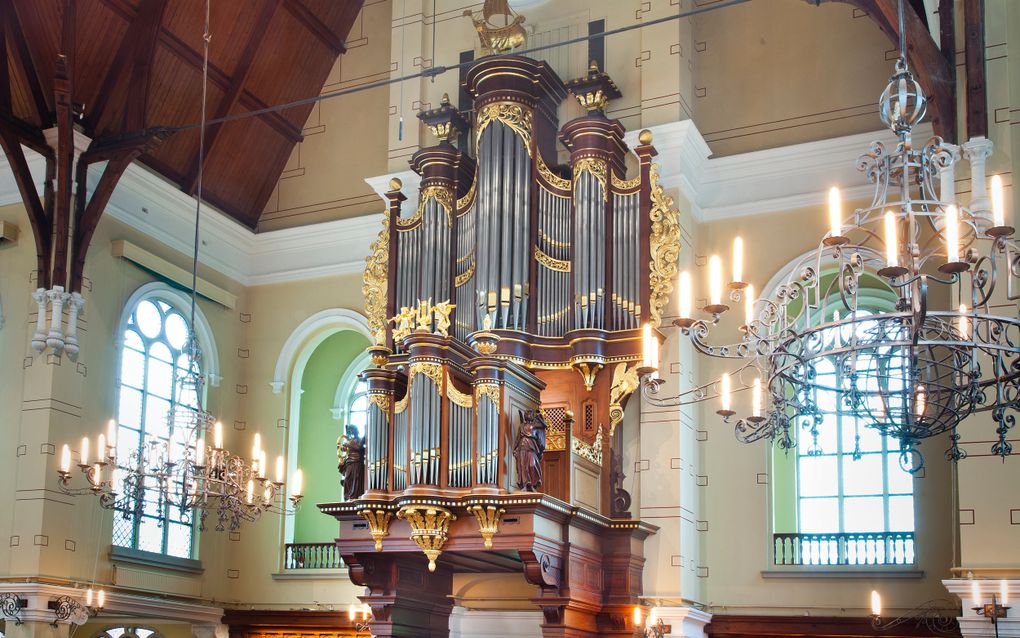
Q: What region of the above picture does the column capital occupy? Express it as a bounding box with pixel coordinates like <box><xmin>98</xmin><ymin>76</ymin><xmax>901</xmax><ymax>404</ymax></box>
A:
<box><xmin>962</xmin><ymin>136</ymin><xmax>994</xmax><ymax>161</ymax></box>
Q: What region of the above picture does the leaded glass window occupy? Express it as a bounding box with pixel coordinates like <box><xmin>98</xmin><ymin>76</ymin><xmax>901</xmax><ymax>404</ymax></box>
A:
<box><xmin>112</xmin><ymin>296</ymin><xmax>197</xmax><ymax>559</ymax></box>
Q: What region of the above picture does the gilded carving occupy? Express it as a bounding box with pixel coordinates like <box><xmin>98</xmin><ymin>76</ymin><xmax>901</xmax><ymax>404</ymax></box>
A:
<box><xmin>573</xmin><ymin>158</ymin><xmax>608</xmax><ymax>201</ymax></box>
<box><xmin>399</xmin><ymin>186</ymin><xmax>454</xmax><ymax>228</ymax></box>
<box><xmin>446</xmin><ymin>372</ymin><xmax>474</xmax><ymax>408</ymax></box>
<box><xmin>397</xmin><ymin>505</ymin><xmax>456</xmax><ymax>572</ymax></box>
<box><xmin>433</xmin><ymin>300</ymin><xmax>455</xmax><ymax>336</ymax></box>
<box><xmin>537</xmin><ymin>153</ymin><xmax>571</xmax><ymax>190</ymax></box>
<box><xmin>457</xmin><ymin>179</ymin><xmax>476</xmax><ymax>210</ymax></box>
<box><xmin>390</xmin><ymin>306</ymin><xmax>415</xmax><ymax>343</ymax></box>
<box><xmin>573</xmin><ymin>90</ymin><xmax>608</xmax><ymax>112</ymax></box>
<box><xmin>648</xmin><ymin>162</ymin><xmax>681</xmax><ymax>328</ymax></box>
<box><xmin>358</xmin><ymin>508</ymin><xmax>394</xmax><ymax>552</ymax></box>
<box><xmin>409</xmin><ymin>361</ymin><xmax>444</xmax><ymax>391</ymax></box>
<box><xmin>476</xmin><ymin>102</ymin><xmax>533</xmax><ymax>153</ymax></box>
<box><xmin>467</xmin><ymin>504</ymin><xmax>505</xmax><ymax>549</ymax></box>
<box><xmin>455</xmin><ymin>260</ymin><xmax>475</xmax><ymax>287</ymax></box>
<box><xmin>462</xmin><ymin>1</ymin><xmax>527</xmax><ymax>56</ymax></box>
<box><xmin>538</xmin><ymin>229</ymin><xmax>570</xmax><ymax>249</ymax></box>
<box><xmin>611</xmin><ymin>172</ymin><xmax>642</xmax><ymax>191</ymax></box>
<box><xmin>534</xmin><ymin>247</ymin><xmax>571</xmax><ymax>272</ymax></box>
<box><xmin>571</xmin><ymin>424</ymin><xmax>603</xmax><ymax>467</ymax></box>
<box><xmin>608</xmin><ymin>362</ymin><xmax>640</xmax><ymax>435</ymax></box>
<box><xmin>368</xmin><ymin>393</ymin><xmax>392</xmax><ymax>415</ymax></box>
<box><xmin>475</xmin><ymin>382</ymin><xmax>501</xmax><ymax>407</ymax></box>
<box><xmin>362</xmin><ymin>217</ymin><xmax>389</xmax><ymax>338</ymax></box>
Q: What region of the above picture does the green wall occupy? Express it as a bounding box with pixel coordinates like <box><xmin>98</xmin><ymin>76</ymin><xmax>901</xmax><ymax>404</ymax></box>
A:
<box><xmin>293</xmin><ymin>330</ymin><xmax>369</xmax><ymax>543</ymax></box>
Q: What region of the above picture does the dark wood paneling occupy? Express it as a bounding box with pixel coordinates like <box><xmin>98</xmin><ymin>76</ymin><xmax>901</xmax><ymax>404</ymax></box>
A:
<box><xmin>706</xmin><ymin>614</ymin><xmax>961</xmax><ymax>638</ymax></box>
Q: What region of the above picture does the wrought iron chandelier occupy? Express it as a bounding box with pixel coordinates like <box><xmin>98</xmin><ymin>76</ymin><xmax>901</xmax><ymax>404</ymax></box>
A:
<box><xmin>641</xmin><ymin>0</ymin><xmax>1018</xmax><ymax>472</ymax></box>
<box><xmin>55</xmin><ymin>0</ymin><xmax>301</xmax><ymax>531</ymax></box>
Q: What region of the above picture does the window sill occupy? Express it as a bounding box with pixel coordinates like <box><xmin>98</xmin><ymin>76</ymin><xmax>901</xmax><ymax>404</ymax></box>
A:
<box><xmin>110</xmin><ymin>546</ymin><xmax>203</xmax><ymax>574</ymax></box>
<box><xmin>271</xmin><ymin>568</ymin><xmax>349</xmax><ymax>581</ymax></box>
<box><xmin>762</xmin><ymin>567</ymin><xmax>923</xmax><ymax>579</ymax></box>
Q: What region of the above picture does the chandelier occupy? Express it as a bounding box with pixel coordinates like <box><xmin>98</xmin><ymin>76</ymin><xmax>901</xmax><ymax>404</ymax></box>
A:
<box><xmin>57</xmin><ymin>341</ymin><xmax>304</xmax><ymax>531</ymax></box>
<box><xmin>641</xmin><ymin>0</ymin><xmax>1017</xmax><ymax>472</ymax></box>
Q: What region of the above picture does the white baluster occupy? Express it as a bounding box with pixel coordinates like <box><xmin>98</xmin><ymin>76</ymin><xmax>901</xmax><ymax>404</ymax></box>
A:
<box><xmin>31</xmin><ymin>288</ymin><xmax>48</xmax><ymax>352</ymax></box>
<box><xmin>963</xmin><ymin>137</ymin><xmax>994</xmax><ymax>225</ymax></box>
<box><xmin>46</xmin><ymin>286</ymin><xmax>69</xmax><ymax>353</ymax></box>
<box><xmin>64</xmin><ymin>292</ymin><xmax>85</xmax><ymax>360</ymax></box>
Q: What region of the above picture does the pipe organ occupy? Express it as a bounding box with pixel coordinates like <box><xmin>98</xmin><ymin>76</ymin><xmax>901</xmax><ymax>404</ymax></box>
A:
<box><xmin>328</xmin><ymin>53</ymin><xmax>677</xmax><ymax>638</ymax></box>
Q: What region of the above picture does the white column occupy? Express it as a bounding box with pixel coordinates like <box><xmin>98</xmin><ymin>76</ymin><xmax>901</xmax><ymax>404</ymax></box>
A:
<box><xmin>447</xmin><ymin>608</ymin><xmax>543</xmax><ymax>638</ymax></box>
<box><xmin>962</xmin><ymin>137</ymin><xmax>995</xmax><ymax>223</ymax></box>
<box><xmin>45</xmin><ymin>286</ymin><xmax>68</xmax><ymax>353</ymax></box>
<box><xmin>191</xmin><ymin>623</ymin><xmax>230</xmax><ymax>638</ymax></box>
<box><xmin>944</xmin><ymin>579</ymin><xmax>1019</xmax><ymax>638</ymax></box>
<box><xmin>63</xmin><ymin>292</ymin><xmax>85</xmax><ymax>361</ymax></box>
<box><xmin>940</xmin><ymin>143</ymin><xmax>962</xmax><ymax>204</ymax></box>
<box><xmin>31</xmin><ymin>288</ymin><xmax>48</xmax><ymax>352</ymax></box>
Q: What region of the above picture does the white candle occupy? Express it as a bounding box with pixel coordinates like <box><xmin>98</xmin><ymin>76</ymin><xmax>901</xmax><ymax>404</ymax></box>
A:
<box><xmin>1002</xmin><ymin>580</ymin><xmax>1008</xmax><ymax>606</ymax></box>
<box><xmin>884</xmin><ymin>211</ymin><xmax>898</xmax><ymax>268</ymax></box>
<box><xmin>97</xmin><ymin>434</ymin><xmax>106</xmax><ymax>462</ymax></box>
<box><xmin>93</xmin><ymin>463</ymin><xmax>102</xmax><ymax>485</ymax></box>
<box><xmin>293</xmin><ymin>469</ymin><xmax>303</xmax><ymax>497</ymax></box>
<box><xmin>733</xmin><ymin>236</ymin><xmax>744</xmax><ymax>283</ymax></box>
<box><xmin>744</xmin><ymin>285</ymin><xmax>755</xmax><ymax>327</ymax></box>
<box><xmin>752</xmin><ymin>378</ymin><xmax>762</xmax><ymax>418</ymax></box>
<box><xmin>972</xmin><ymin>581</ymin><xmax>981</xmax><ymax>609</ymax></box>
<box><xmin>276</xmin><ymin>456</ymin><xmax>285</xmax><ymax>484</ymax></box>
<box><xmin>958</xmin><ymin>304</ymin><xmax>969</xmax><ymax>339</ymax></box>
<box><xmin>828</xmin><ymin>187</ymin><xmax>842</xmax><ymax>238</ymax></box>
<box><xmin>633</xmin><ymin>606</ymin><xmax>642</xmax><ymax>627</ymax></box>
<box><xmin>362</xmin><ymin>604</ymin><xmax>370</xmax><ymax>620</ymax></box>
<box><xmin>870</xmin><ymin>590</ymin><xmax>881</xmax><ymax>616</ymax></box>
<box><xmin>348</xmin><ymin>604</ymin><xmax>356</xmax><ymax>622</ymax></box>
<box><xmin>107</xmin><ymin>419</ymin><xmax>118</xmax><ymax>454</ymax></box>
<box><xmin>915</xmin><ymin>384</ymin><xmax>926</xmax><ymax>419</ymax></box>
<box><xmin>259</xmin><ymin>450</ymin><xmax>267</xmax><ymax>479</ymax></box>
<box><xmin>195</xmin><ymin>438</ymin><xmax>205</xmax><ymax>465</ymax></box>
<box><xmin>252</xmin><ymin>433</ymin><xmax>262</xmax><ymax>460</ymax></box>
<box><xmin>721</xmin><ymin>373</ymin><xmax>732</xmax><ymax>412</ymax></box>
<box><xmin>246</xmin><ymin>479</ymin><xmax>254</xmax><ymax>504</ymax></box>
<box><xmin>709</xmin><ymin>255</ymin><xmax>723</xmax><ymax>305</ymax></box>
<box><xmin>81</xmin><ymin>437</ymin><xmax>90</xmax><ymax>466</ymax></box>
<box><xmin>946</xmin><ymin>205</ymin><xmax>960</xmax><ymax>263</ymax></box>
<box><xmin>649</xmin><ymin>608</ymin><xmax>657</xmax><ymax>624</ymax></box>
<box><xmin>214</xmin><ymin>421</ymin><xmax>223</xmax><ymax>449</ymax></box>
<box><xmin>992</xmin><ymin>175</ymin><xmax>1005</xmax><ymax>227</ymax></box>
<box><xmin>642</xmin><ymin>323</ymin><xmax>654</xmax><ymax>369</ymax></box>
<box><xmin>60</xmin><ymin>444</ymin><xmax>71</xmax><ymax>473</ymax></box>
<box><xmin>679</xmin><ymin>271</ymin><xmax>692</xmax><ymax>319</ymax></box>
<box><xmin>97</xmin><ymin>589</ymin><xmax>105</xmax><ymax>609</ymax></box>
<box><xmin>86</xmin><ymin>588</ymin><xmax>93</xmax><ymax>607</ymax></box>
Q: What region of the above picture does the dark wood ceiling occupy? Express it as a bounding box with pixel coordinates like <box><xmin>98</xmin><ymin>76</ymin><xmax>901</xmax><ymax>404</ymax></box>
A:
<box><xmin>4</xmin><ymin>0</ymin><xmax>364</xmax><ymax>229</ymax></box>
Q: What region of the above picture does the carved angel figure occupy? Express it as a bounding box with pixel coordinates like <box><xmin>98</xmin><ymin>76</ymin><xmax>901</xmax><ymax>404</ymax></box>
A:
<box><xmin>432</xmin><ymin>300</ymin><xmax>456</xmax><ymax>336</ymax></box>
<box><xmin>390</xmin><ymin>306</ymin><xmax>415</xmax><ymax>343</ymax></box>
<box><xmin>513</xmin><ymin>409</ymin><xmax>547</xmax><ymax>492</ymax></box>
<box><xmin>416</xmin><ymin>298</ymin><xmax>433</xmax><ymax>332</ymax></box>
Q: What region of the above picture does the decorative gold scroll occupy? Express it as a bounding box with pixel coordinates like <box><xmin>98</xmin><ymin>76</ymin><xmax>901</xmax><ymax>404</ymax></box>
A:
<box><xmin>648</xmin><ymin>162</ymin><xmax>681</xmax><ymax>328</ymax></box>
<box><xmin>363</xmin><ymin>217</ymin><xmax>389</xmax><ymax>338</ymax></box>
<box><xmin>467</xmin><ymin>504</ymin><xmax>505</xmax><ymax>549</ymax></box>
<box><xmin>446</xmin><ymin>372</ymin><xmax>474</xmax><ymax>408</ymax></box>
<box><xmin>475</xmin><ymin>101</ymin><xmax>533</xmax><ymax>153</ymax></box>
<box><xmin>534</xmin><ymin>247</ymin><xmax>571</xmax><ymax>272</ymax></box>
<box><xmin>409</xmin><ymin>361</ymin><xmax>444</xmax><ymax>391</ymax></box>
<box><xmin>573</xmin><ymin>157</ymin><xmax>608</xmax><ymax>201</ymax></box>
<box><xmin>455</xmin><ymin>260</ymin><xmax>476</xmax><ymax>287</ymax></box>
<box><xmin>537</xmin><ymin>153</ymin><xmax>571</xmax><ymax>190</ymax></box>
<box><xmin>397</xmin><ymin>505</ymin><xmax>455</xmax><ymax>572</ymax></box>
<box><xmin>457</xmin><ymin>178</ymin><xmax>477</xmax><ymax>210</ymax></box>
<box><xmin>608</xmin><ymin>362</ymin><xmax>640</xmax><ymax>435</ymax></box>
<box><xmin>475</xmin><ymin>382</ymin><xmax>501</xmax><ymax>407</ymax></box>
<box><xmin>359</xmin><ymin>508</ymin><xmax>394</xmax><ymax>552</ymax></box>
<box><xmin>368</xmin><ymin>393</ymin><xmax>392</xmax><ymax>416</ymax></box>
<box><xmin>571</xmin><ymin>424</ymin><xmax>603</xmax><ymax>466</ymax></box>
<box><xmin>399</xmin><ymin>186</ymin><xmax>454</xmax><ymax>228</ymax></box>
<box><xmin>611</xmin><ymin>172</ymin><xmax>642</xmax><ymax>191</ymax></box>
<box><xmin>538</xmin><ymin>229</ymin><xmax>570</xmax><ymax>249</ymax></box>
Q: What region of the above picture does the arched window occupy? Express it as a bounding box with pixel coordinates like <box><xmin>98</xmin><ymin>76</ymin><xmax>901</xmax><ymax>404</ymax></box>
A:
<box><xmin>93</xmin><ymin>627</ymin><xmax>163</xmax><ymax>638</ymax></box>
<box><xmin>112</xmin><ymin>292</ymin><xmax>198</xmax><ymax>559</ymax></box>
<box><xmin>333</xmin><ymin>350</ymin><xmax>373</xmax><ymax>437</ymax></box>
<box><xmin>772</xmin><ymin>274</ymin><xmax>915</xmax><ymax>567</ymax></box>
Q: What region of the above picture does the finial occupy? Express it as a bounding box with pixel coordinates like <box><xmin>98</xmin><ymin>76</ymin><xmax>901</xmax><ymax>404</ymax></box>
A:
<box><xmin>389</xmin><ymin>177</ymin><xmax>403</xmax><ymax>191</ymax></box>
<box><xmin>589</xmin><ymin>59</ymin><xmax>599</xmax><ymax>73</ymax></box>
<box><xmin>638</xmin><ymin>129</ymin><xmax>653</xmax><ymax>145</ymax></box>
<box><xmin>441</xmin><ymin>93</ymin><xmax>450</xmax><ymax>106</ymax></box>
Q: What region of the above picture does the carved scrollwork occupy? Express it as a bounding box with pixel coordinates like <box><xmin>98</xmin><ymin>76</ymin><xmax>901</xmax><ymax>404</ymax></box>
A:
<box><xmin>608</xmin><ymin>362</ymin><xmax>640</xmax><ymax>434</ymax></box>
<box><xmin>397</xmin><ymin>505</ymin><xmax>456</xmax><ymax>572</ymax></box>
<box><xmin>648</xmin><ymin>162</ymin><xmax>681</xmax><ymax>327</ymax></box>
<box><xmin>362</xmin><ymin>216</ymin><xmax>389</xmax><ymax>338</ymax></box>
<box><xmin>476</xmin><ymin>101</ymin><xmax>533</xmax><ymax>152</ymax></box>
<box><xmin>475</xmin><ymin>382</ymin><xmax>501</xmax><ymax>407</ymax></box>
<box><xmin>446</xmin><ymin>372</ymin><xmax>474</xmax><ymax>408</ymax></box>
<box><xmin>573</xmin><ymin>157</ymin><xmax>608</xmax><ymax>201</ymax></box>
<box><xmin>537</xmin><ymin>153</ymin><xmax>571</xmax><ymax>190</ymax></box>
<box><xmin>571</xmin><ymin>424</ymin><xmax>603</xmax><ymax>466</ymax></box>
<box><xmin>534</xmin><ymin>246</ymin><xmax>571</xmax><ymax>272</ymax></box>
<box><xmin>358</xmin><ymin>508</ymin><xmax>394</xmax><ymax>552</ymax></box>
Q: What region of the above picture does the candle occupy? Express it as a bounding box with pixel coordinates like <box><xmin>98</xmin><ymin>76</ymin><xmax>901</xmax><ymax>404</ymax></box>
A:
<box><xmin>679</xmin><ymin>271</ymin><xmax>692</xmax><ymax>319</ymax></box>
<box><xmin>276</xmin><ymin>456</ymin><xmax>285</xmax><ymax>484</ymax></box>
<box><xmin>97</xmin><ymin>589</ymin><xmax>105</xmax><ymax>609</ymax></box>
<box><xmin>633</xmin><ymin>606</ymin><xmax>642</xmax><ymax>627</ymax></box>
<box><xmin>81</xmin><ymin>436</ymin><xmax>90</xmax><ymax>466</ymax></box>
<box><xmin>752</xmin><ymin>378</ymin><xmax>762</xmax><ymax>418</ymax></box>
<box><xmin>958</xmin><ymin>304</ymin><xmax>968</xmax><ymax>339</ymax></box>
<box><xmin>649</xmin><ymin>608</ymin><xmax>657</xmax><ymax>624</ymax></box>
<box><xmin>733</xmin><ymin>236</ymin><xmax>744</xmax><ymax>283</ymax></box>
<box><xmin>709</xmin><ymin>255</ymin><xmax>723</xmax><ymax>305</ymax></box>
<box><xmin>915</xmin><ymin>384</ymin><xmax>926</xmax><ymax>419</ymax></box>
<box><xmin>252</xmin><ymin>433</ymin><xmax>262</xmax><ymax>460</ymax></box>
<box><xmin>870</xmin><ymin>590</ymin><xmax>882</xmax><ymax>616</ymax></box>
<box><xmin>86</xmin><ymin>588</ymin><xmax>94</xmax><ymax>607</ymax></box>
<box><xmin>362</xmin><ymin>604</ymin><xmax>370</xmax><ymax>620</ymax></box>
<box><xmin>946</xmin><ymin>205</ymin><xmax>960</xmax><ymax>263</ymax></box>
<box><xmin>992</xmin><ymin>175</ymin><xmax>1005</xmax><ymax>228</ymax></box>
<box><xmin>642</xmin><ymin>324</ymin><xmax>654</xmax><ymax>369</ymax></box>
<box><xmin>348</xmin><ymin>604</ymin><xmax>356</xmax><ymax>622</ymax></box>
<box><xmin>246</xmin><ymin>479</ymin><xmax>254</xmax><ymax>504</ymax></box>
<box><xmin>195</xmin><ymin>438</ymin><xmax>205</xmax><ymax>465</ymax></box>
<box><xmin>721</xmin><ymin>373</ymin><xmax>732</xmax><ymax>412</ymax></box>
<box><xmin>1002</xmin><ymin>580</ymin><xmax>1008</xmax><ymax>606</ymax></box>
<box><xmin>293</xmin><ymin>469</ymin><xmax>303</xmax><ymax>497</ymax></box>
<box><xmin>884</xmin><ymin>211</ymin><xmax>898</xmax><ymax>268</ymax></box>
<box><xmin>828</xmin><ymin>187</ymin><xmax>842</xmax><ymax>238</ymax></box>
<box><xmin>214</xmin><ymin>421</ymin><xmax>223</xmax><ymax>449</ymax></box>
<box><xmin>107</xmin><ymin>419</ymin><xmax>118</xmax><ymax>454</ymax></box>
<box><xmin>97</xmin><ymin>434</ymin><xmax>106</xmax><ymax>462</ymax></box>
<box><xmin>744</xmin><ymin>285</ymin><xmax>755</xmax><ymax>328</ymax></box>
<box><xmin>259</xmin><ymin>450</ymin><xmax>267</xmax><ymax>479</ymax></box>
<box><xmin>972</xmin><ymin>581</ymin><xmax>981</xmax><ymax>609</ymax></box>
<box><xmin>60</xmin><ymin>444</ymin><xmax>71</xmax><ymax>473</ymax></box>
<box><xmin>93</xmin><ymin>463</ymin><xmax>102</xmax><ymax>485</ymax></box>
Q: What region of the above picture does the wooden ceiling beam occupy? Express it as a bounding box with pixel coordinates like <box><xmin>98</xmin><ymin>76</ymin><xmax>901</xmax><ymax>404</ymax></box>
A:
<box><xmin>0</xmin><ymin>124</ymin><xmax>52</xmax><ymax>288</ymax></box>
<box><xmin>807</xmin><ymin>0</ymin><xmax>957</xmax><ymax>143</ymax></box>
<box><xmin>963</xmin><ymin>0</ymin><xmax>986</xmax><ymax>139</ymax></box>
<box><xmin>4</xmin><ymin>3</ymin><xmax>51</xmax><ymax>125</ymax></box>
<box><xmin>284</xmin><ymin>0</ymin><xmax>348</xmax><ymax>54</ymax></box>
<box><xmin>183</xmin><ymin>0</ymin><xmax>284</xmax><ymax>194</ymax></box>
<box><xmin>51</xmin><ymin>0</ymin><xmax>76</xmax><ymax>290</ymax></box>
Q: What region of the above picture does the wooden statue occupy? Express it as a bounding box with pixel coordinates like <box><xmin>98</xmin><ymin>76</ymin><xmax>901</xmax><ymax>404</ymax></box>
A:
<box><xmin>338</xmin><ymin>429</ymin><xmax>366</xmax><ymax>500</ymax></box>
<box><xmin>513</xmin><ymin>409</ymin><xmax>547</xmax><ymax>492</ymax></box>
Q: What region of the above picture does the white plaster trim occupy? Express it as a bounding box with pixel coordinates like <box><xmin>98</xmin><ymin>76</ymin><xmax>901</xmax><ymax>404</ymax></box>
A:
<box><xmin>118</xmin><ymin>282</ymin><xmax>221</xmax><ymax>387</ymax></box>
<box><xmin>651</xmin><ymin>606</ymin><xmax>712</xmax><ymax>638</ymax></box>
<box><xmin>943</xmin><ymin>579</ymin><xmax>1020</xmax><ymax>637</ymax></box>
<box><xmin>271</xmin><ymin>308</ymin><xmax>372</xmax><ymax>394</ymax></box>
<box><xmin>0</xmin><ymin>582</ymin><xmax>224</xmax><ymax>625</ymax></box>
<box><xmin>332</xmin><ymin>350</ymin><xmax>373</xmax><ymax>423</ymax></box>
<box><xmin>448</xmin><ymin>608</ymin><xmax>544</xmax><ymax>638</ymax></box>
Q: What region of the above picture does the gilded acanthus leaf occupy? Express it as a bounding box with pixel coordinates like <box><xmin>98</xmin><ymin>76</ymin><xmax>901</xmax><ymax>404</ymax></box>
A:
<box><xmin>363</xmin><ymin>216</ymin><xmax>390</xmax><ymax>338</ymax></box>
<box><xmin>648</xmin><ymin>162</ymin><xmax>681</xmax><ymax>327</ymax></box>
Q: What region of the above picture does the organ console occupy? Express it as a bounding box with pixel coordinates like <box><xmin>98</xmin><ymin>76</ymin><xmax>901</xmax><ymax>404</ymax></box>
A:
<box><xmin>322</xmin><ymin>53</ymin><xmax>679</xmax><ymax>638</ymax></box>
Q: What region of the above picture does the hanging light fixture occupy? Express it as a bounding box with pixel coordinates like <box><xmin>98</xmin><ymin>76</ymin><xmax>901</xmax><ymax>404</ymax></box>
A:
<box><xmin>641</xmin><ymin>0</ymin><xmax>1018</xmax><ymax>472</ymax></box>
<box><xmin>55</xmin><ymin>0</ymin><xmax>302</xmax><ymax>530</ymax></box>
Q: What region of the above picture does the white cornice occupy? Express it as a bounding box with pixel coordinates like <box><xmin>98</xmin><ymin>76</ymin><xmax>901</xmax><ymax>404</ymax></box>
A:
<box><xmin>1</xmin><ymin>122</ymin><xmax>932</xmax><ymax>288</ymax></box>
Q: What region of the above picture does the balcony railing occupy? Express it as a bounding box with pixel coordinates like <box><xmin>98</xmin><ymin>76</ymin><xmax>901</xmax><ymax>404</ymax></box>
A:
<box><xmin>284</xmin><ymin>542</ymin><xmax>343</xmax><ymax>570</ymax></box>
<box><xmin>773</xmin><ymin>532</ymin><xmax>915</xmax><ymax>566</ymax></box>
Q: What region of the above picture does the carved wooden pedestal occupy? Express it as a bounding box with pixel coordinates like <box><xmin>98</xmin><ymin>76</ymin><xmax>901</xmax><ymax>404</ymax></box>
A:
<box><xmin>322</xmin><ymin>495</ymin><xmax>656</xmax><ymax>638</ymax></box>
